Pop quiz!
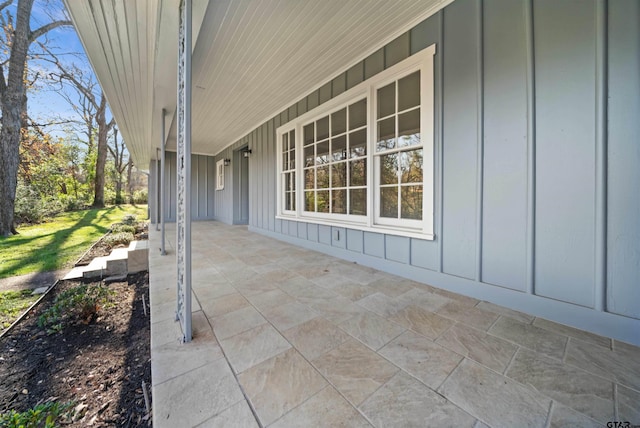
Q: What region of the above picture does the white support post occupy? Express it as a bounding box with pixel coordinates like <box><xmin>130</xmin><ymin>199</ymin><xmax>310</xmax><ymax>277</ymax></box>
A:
<box><xmin>160</xmin><ymin>109</ymin><xmax>167</xmax><ymax>256</ymax></box>
<box><xmin>155</xmin><ymin>148</ymin><xmax>160</xmax><ymax>231</ymax></box>
<box><xmin>175</xmin><ymin>0</ymin><xmax>192</xmax><ymax>342</ymax></box>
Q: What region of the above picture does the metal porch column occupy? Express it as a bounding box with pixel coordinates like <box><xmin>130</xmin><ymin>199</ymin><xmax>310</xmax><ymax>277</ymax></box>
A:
<box><xmin>160</xmin><ymin>109</ymin><xmax>166</xmax><ymax>256</ymax></box>
<box><xmin>155</xmin><ymin>149</ymin><xmax>160</xmax><ymax>231</ymax></box>
<box><xmin>175</xmin><ymin>0</ymin><xmax>192</xmax><ymax>342</ymax></box>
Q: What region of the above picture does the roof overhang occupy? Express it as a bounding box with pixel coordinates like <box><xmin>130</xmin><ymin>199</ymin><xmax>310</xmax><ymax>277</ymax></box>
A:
<box><xmin>64</xmin><ymin>0</ymin><xmax>453</xmax><ymax>167</ymax></box>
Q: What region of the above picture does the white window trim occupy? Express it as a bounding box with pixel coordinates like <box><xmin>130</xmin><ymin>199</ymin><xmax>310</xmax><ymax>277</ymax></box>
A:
<box><xmin>277</xmin><ymin>126</ymin><xmax>297</xmax><ymax>215</ymax></box>
<box><xmin>276</xmin><ymin>44</ymin><xmax>436</xmax><ymax>240</ymax></box>
<box><xmin>216</xmin><ymin>159</ymin><xmax>225</xmax><ymax>190</ymax></box>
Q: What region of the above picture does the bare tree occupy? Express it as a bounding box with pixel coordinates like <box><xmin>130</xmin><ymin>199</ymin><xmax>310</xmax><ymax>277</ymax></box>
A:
<box><xmin>0</xmin><ymin>0</ymin><xmax>71</xmax><ymax>235</ymax></box>
<box><xmin>49</xmin><ymin>62</ymin><xmax>98</xmax><ymax>151</ymax></box>
<box><xmin>48</xmin><ymin>59</ymin><xmax>114</xmax><ymax>208</ymax></box>
<box><xmin>108</xmin><ymin>127</ymin><xmax>131</xmax><ymax>205</ymax></box>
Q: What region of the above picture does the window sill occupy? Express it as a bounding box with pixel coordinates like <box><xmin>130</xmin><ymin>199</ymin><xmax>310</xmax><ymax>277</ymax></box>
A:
<box><xmin>275</xmin><ymin>214</ymin><xmax>435</xmax><ymax>241</ymax></box>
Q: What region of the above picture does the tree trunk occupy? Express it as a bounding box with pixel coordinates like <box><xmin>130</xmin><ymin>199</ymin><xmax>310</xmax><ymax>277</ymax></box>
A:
<box><xmin>115</xmin><ymin>179</ymin><xmax>123</xmax><ymax>204</ymax></box>
<box><xmin>126</xmin><ymin>159</ymin><xmax>133</xmax><ymax>204</ymax></box>
<box><xmin>0</xmin><ymin>0</ymin><xmax>35</xmax><ymax>236</ymax></box>
<box><xmin>92</xmin><ymin>94</ymin><xmax>111</xmax><ymax>208</ymax></box>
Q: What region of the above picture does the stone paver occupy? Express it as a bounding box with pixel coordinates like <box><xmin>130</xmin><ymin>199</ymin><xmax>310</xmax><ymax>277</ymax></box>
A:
<box><xmin>149</xmin><ymin>222</ymin><xmax>640</xmax><ymax>428</ymax></box>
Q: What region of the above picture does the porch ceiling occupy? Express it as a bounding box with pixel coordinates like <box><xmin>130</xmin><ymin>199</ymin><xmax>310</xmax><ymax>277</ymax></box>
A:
<box><xmin>64</xmin><ymin>0</ymin><xmax>452</xmax><ymax>168</ymax></box>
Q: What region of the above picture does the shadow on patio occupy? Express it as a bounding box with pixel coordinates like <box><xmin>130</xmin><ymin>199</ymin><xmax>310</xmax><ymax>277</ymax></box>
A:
<box><xmin>149</xmin><ymin>222</ymin><xmax>639</xmax><ymax>428</ymax></box>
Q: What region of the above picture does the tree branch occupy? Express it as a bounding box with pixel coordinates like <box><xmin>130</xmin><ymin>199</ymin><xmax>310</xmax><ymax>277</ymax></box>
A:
<box><xmin>26</xmin><ymin>70</ymin><xmax>39</xmax><ymax>86</ymax></box>
<box><xmin>29</xmin><ymin>20</ymin><xmax>72</xmax><ymax>43</ymax></box>
<box><xmin>48</xmin><ymin>58</ymin><xmax>98</xmax><ymax>108</ymax></box>
<box><xmin>27</xmin><ymin>119</ymin><xmax>78</xmax><ymax>127</ymax></box>
<box><xmin>107</xmin><ymin>144</ymin><xmax>116</xmax><ymax>159</ymax></box>
<box><xmin>0</xmin><ymin>0</ymin><xmax>12</xmax><ymax>14</ymax></box>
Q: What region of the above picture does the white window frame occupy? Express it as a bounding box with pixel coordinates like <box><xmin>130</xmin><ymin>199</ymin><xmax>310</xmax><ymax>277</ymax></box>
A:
<box><xmin>277</xmin><ymin>126</ymin><xmax>297</xmax><ymax>215</ymax></box>
<box><xmin>216</xmin><ymin>159</ymin><xmax>225</xmax><ymax>190</ymax></box>
<box><xmin>276</xmin><ymin>44</ymin><xmax>435</xmax><ymax>240</ymax></box>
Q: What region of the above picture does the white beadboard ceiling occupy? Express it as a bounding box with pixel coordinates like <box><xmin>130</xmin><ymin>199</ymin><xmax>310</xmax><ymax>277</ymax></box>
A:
<box><xmin>64</xmin><ymin>0</ymin><xmax>451</xmax><ymax>168</ymax></box>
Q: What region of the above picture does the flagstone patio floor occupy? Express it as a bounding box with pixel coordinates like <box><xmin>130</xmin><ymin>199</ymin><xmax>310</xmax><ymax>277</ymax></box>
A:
<box><xmin>149</xmin><ymin>222</ymin><xmax>640</xmax><ymax>428</ymax></box>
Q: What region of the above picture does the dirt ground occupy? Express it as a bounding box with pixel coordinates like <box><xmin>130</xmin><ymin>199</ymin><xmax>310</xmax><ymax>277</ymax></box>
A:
<box><xmin>0</xmin><ymin>272</ymin><xmax>151</xmax><ymax>427</ymax></box>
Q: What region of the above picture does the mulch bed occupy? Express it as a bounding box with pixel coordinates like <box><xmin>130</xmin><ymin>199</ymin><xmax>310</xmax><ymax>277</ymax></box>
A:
<box><xmin>0</xmin><ymin>272</ymin><xmax>151</xmax><ymax>427</ymax></box>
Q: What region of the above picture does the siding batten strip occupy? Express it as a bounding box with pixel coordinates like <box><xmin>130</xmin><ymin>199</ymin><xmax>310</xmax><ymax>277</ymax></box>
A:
<box><xmin>475</xmin><ymin>0</ymin><xmax>484</xmax><ymax>283</ymax></box>
<box><xmin>594</xmin><ymin>0</ymin><xmax>608</xmax><ymax>312</ymax></box>
<box><xmin>437</xmin><ymin>10</ymin><xmax>445</xmax><ymax>274</ymax></box>
<box><xmin>524</xmin><ymin>0</ymin><xmax>536</xmax><ymax>296</ymax></box>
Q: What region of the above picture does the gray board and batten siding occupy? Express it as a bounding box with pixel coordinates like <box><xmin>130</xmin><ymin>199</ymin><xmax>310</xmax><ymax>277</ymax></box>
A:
<box><xmin>149</xmin><ymin>151</ymin><xmax>216</xmax><ymax>223</ymax></box>
<box><xmin>166</xmin><ymin>0</ymin><xmax>640</xmax><ymax>345</ymax></box>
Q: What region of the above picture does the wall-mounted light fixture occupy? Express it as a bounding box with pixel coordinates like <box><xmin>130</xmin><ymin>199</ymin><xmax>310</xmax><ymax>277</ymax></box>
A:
<box><xmin>224</xmin><ymin>158</ymin><xmax>231</xmax><ymax>166</ymax></box>
<box><xmin>242</xmin><ymin>148</ymin><xmax>252</xmax><ymax>158</ymax></box>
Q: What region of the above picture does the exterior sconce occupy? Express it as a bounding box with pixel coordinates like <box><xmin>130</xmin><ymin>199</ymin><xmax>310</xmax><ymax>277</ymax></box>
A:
<box><xmin>224</xmin><ymin>158</ymin><xmax>231</xmax><ymax>166</ymax></box>
<box><xmin>242</xmin><ymin>148</ymin><xmax>252</xmax><ymax>158</ymax></box>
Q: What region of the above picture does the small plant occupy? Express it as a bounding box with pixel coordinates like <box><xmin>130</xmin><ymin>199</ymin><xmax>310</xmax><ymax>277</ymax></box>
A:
<box><xmin>38</xmin><ymin>284</ymin><xmax>113</xmax><ymax>334</ymax></box>
<box><xmin>121</xmin><ymin>214</ymin><xmax>137</xmax><ymax>226</ymax></box>
<box><xmin>103</xmin><ymin>231</ymin><xmax>134</xmax><ymax>248</ymax></box>
<box><xmin>0</xmin><ymin>400</ymin><xmax>73</xmax><ymax>428</ymax></box>
<box><xmin>111</xmin><ymin>224</ymin><xmax>135</xmax><ymax>234</ymax></box>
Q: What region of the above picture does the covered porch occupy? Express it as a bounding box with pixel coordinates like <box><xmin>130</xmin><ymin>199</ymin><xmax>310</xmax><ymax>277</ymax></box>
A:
<box><xmin>149</xmin><ymin>221</ymin><xmax>639</xmax><ymax>428</ymax></box>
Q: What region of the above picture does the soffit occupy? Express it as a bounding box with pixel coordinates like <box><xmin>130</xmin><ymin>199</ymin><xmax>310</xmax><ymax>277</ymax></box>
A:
<box><xmin>64</xmin><ymin>0</ymin><xmax>159</xmax><ymax>167</ymax></box>
<box><xmin>178</xmin><ymin>0</ymin><xmax>450</xmax><ymax>156</ymax></box>
<box><xmin>66</xmin><ymin>0</ymin><xmax>452</xmax><ymax>166</ymax></box>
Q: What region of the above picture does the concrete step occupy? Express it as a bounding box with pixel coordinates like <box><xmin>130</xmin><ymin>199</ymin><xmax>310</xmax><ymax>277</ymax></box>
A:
<box><xmin>105</xmin><ymin>247</ymin><xmax>129</xmax><ymax>276</ymax></box>
<box><xmin>64</xmin><ymin>265</ymin><xmax>94</xmax><ymax>280</ymax></box>
<box><xmin>127</xmin><ymin>240</ymin><xmax>149</xmax><ymax>274</ymax></box>
<box><xmin>83</xmin><ymin>256</ymin><xmax>108</xmax><ymax>279</ymax></box>
<box><xmin>106</xmin><ymin>258</ymin><xmax>128</xmax><ymax>276</ymax></box>
<box><xmin>70</xmin><ymin>240</ymin><xmax>149</xmax><ymax>280</ymax></box>
<box><xmin>108</xmin><ymin>247</ymin><xmax>129</xmax><ymax>260</ymax></box>
<box><xmin>128</xmin><ymin>240</ymin><xmax>149</xmax><ymax>251</ymax></box>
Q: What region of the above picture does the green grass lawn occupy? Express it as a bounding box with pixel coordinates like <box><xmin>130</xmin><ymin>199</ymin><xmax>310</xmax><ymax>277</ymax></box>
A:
<box><xmin>0</xmin><ymin>289</ymin><xmax>40</xmax><ymax>330</ymax></box>
<box><xmin>0</xmin><ymin>290</ymin><xmax>40</xmax><ymax>332</ymax></box>
<box><xmin>0</xmin><ymin>205</ymin><xmax>147</xmax><ymax>279</ymax></box>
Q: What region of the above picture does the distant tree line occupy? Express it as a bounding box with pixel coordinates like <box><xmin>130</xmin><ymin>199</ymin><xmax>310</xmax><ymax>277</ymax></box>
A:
<box><xmin>0</xmin><ymin>0</ymin><xmax>146</xmax><ymax>234</ymax></box>
<box><xmin>15</xmin><ymin>124</ymin><xmax>148</xmax><ymax>225</ymax></box>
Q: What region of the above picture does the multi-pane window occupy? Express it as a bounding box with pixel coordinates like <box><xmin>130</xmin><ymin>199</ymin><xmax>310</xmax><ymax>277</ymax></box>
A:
<box><xmin>375</xmin><ymin>71</ymin><xmax>423</xmax><ymax>222</ymax></box>
<box><xmin>216</xmin><ymin>159</ymin><xmax>225</xmax><ymax>190</ymax></box>
<box><xmin>281</xmin><ymin>129</ymin><xmax>296</xmax><ymax>212</ymax></box>
<box><xmin>303</xmin><ymin>99</ymin><xmax>367</xmax><ymax>216</ymax></box>
<box><xmin>277</xmin><ymin>44</ymin><xmax>434</xmax><ymax>238</ymax></box>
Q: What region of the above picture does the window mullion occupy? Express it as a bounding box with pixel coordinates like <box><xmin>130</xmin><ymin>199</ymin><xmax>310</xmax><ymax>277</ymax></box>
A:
<box><xmin>297</xmin><ymin>127</ymin><xmax>302</xmax><ymax>216</ymax></box>
<box><xmin>313</xmin><ymin>131</ymin><xmax>318</xmax><ymax>212</ymax></box>
<box><xmin>346</xmin><ymin>107</ymin><xmax>351</xmax><ymax>215</ymax></box>
<box><xmin>395</xmin><ymin>80</ymin><xmax>401</xmax><ymax>220</ymax></box>
<box><xmin>368</xmin><ymin>88</ymin><xmax>375</xmax><ymax>228</ymax></box>
<box><xmin>329</xmin><ymin>114</ymin><xmax>332</xmax><ymax>214</ymax></box>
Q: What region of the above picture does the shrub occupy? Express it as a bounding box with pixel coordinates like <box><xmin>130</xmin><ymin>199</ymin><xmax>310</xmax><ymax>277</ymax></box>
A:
<box><xmin>0</xmin><ymin>401</ymin><xmax>74</xmax><ymax>428</ymax></box>
<box><xmin>38</xmin><ymin>284</ymin><xmax>113</xmax><ymax>334</ymax></box>
<box><xmin>103</xmin><ymin>189</ymin><xmax>116</xmax><ymax>206</ymax></box>
<box><xmin>121</xmin><ymin>214</ymin><xmax>137</xmax><ymax>226</ymax></box>
<box><xmin>103</xmin><ymin>231</ymin><xmax>134</xmax><ymax>248</ymax></box>
<box><xmin>40</xmin><ymin>196</ymin><xmax>64</xmax><ymax>219</ymax></box>
<box><xmin>59</xmin><ymin>194</ymin><xmax>89</xmax><ymax>212</ymax></box>
<box><xmin>111</xmin><ymin>224</ymin><xmax>135</xmax><ymax>234</ymax></box>
<box><xmin>14</xmin><ymin>184</ymin><xmax>43</xmax><ymax>224</ymax></box>
<box><xmin>14</xmin><ymin>184</ymin><xmax>63</xmax><ymax>224</ymax></box>
<box><xmin>133</xmin><ymin>189</ymin><xmax>148</xmax><ymax>204</ymax></box>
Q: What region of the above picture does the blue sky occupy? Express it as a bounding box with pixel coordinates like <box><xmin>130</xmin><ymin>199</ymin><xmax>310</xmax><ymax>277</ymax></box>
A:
<box><xmin>25</xmin><ymin>0</ymin><xmax>109</xmax><ymax>139</ymax></box>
